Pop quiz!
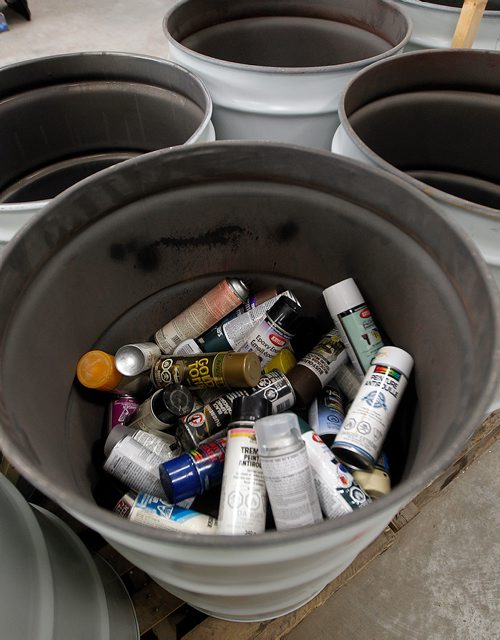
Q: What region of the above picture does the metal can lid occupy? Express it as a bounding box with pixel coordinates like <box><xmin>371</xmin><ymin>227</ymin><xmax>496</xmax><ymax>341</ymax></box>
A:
<box><xmin>230</xmin><ymin>396</ymin><xmax>271</xmax><ymax>424</ymax></box>
<box><xmin>76</xmin><ymin>350</ymin><xmax>122</xmax><ymax>391</ymax></box>
<box><xmin>162</xmin><ymin>384</ymin><xmax>195</xmax><ymax>417</ymax></box>
<box><xmin>266</xmin><ymin>296</ymin><xmax>302</xmax><ymax>335</ymax></box>
<box><xmin>115</xmin><ymin>343</ymin><xmax>161</xmax><ymax>376</ymax></box>
<box><xmin>227</xmin><ymin>278</ymin><xmax>249</xmax><ymax>302</ymax></box>
<box><xmin>222</xmin><ymin>352</ymin><xmax>261</xmax><ymax>388</ymax></box>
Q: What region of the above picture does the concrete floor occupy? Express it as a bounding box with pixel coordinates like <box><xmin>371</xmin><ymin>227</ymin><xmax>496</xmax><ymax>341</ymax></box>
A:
<box><xmin>1</xmin><ymin>3</ymin><xmax>499</xmax><ymax>638</ymax></box>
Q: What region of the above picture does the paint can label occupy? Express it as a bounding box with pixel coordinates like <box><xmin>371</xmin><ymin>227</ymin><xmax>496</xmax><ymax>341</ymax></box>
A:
<box><xmin>309</xmin><ymin>384</ymin><xmax>345</xmax><ymax>437</ymax></box>
<box><xmin>108</xmin><ymin>396</ymin><xmax>139</xmax><ymax>431</ymax></box>
<box><xmin>150</xmin><ymin>358</ymin><xmax>184</xmax><ymax>388</ymax></box>
<box><xmin>334</xmin><ymin>363</ymin><xmax>409</xmax><ymax>466</ymax></box>
<box><xmin>103</xmin><ymin>436</ymin><xmax>164</xmax><ymax>496</ymax></box>
<box><xmin>130</xmin><ymin>494</ymin><xmax>217</xmax><ymax>533</ymax></box>
<box><xmin>338</xmin><ymin>304</ymin><xmax>384</xmax><ymax>374</ymax></box>
<box><xmin>250</xmin><ymin>370</ymin><xmax>295</xmax><ymax>413</ymax></box>
<box><xmin>218</xmin><ymin>428</ymin><xmax>267</xmax><ymax>535</ymax></box>
<box><xmin>298</xmin><ymin>328</ymin><xmax>348</xmax><ymax>385</ymax></box>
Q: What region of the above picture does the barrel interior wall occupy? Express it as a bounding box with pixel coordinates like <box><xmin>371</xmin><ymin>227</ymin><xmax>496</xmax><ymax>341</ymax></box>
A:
<box><xmin>167</xmin><ymin>0</ymin><xmax>409</xmax><ymax>66</ymax></box>
<box><xmin>0</xmin><ymin>166</ymin><xmax>485</xmax><ymax>506</ymax></box>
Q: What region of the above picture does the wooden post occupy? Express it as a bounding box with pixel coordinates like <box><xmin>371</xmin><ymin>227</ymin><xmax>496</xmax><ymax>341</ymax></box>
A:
<box><xmin>451</xmin><ymin>0</ymin><xmax>488</xmax><ymax>48</ymax></box>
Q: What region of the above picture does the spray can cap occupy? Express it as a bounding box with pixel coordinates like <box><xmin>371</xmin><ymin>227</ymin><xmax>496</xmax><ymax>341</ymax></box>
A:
<box><xmin>230</xmin><ymin>396</ymin><xmax>271</xmax><ymax>424</ymax></box>
<box><xmin>323</xmin><ymin>278</ymin><xmax>364</xmax><ymax>318</ymax></box>
<box><xmin>159</xmin><ymin>454</ymin><xmax>200</xmax><ymax>503</ymax></box>
<box><xmin>266</xmin><ymin>297</ymin><xmax>303</xmax><ymax>335</ymax></box>
<box><xmin>254</xmin><ymin>413</ymin><xmax>303</xmax><ymax>457</ymax></box>
<box><xmin>372</xmin><ymin>346</ymin><xmax>414</xmax><ymax>377</ymax></box>
<box><xmin>263</xmin><ymin>348</ymin><xmax>297</xmax><ymax>375</ymax></box>
<box><xmin>162</xmin><ymin>384</ymin><xmax>195</xmax><ymax>417</ymax></box>
<box><xmin>76</xmin><ymin>350</ymin><xmax>122</xmax><ymax>391</ymax></box>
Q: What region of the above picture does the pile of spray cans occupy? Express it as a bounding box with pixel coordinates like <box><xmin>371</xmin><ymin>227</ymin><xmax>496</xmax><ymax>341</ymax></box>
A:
<box><xmin>76</xmin><ymin>277</ymin><xmax>414</xmax><ymax>535</ymax></box>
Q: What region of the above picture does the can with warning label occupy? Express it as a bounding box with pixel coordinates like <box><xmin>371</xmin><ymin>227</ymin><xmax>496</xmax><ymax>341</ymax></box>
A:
<box><xmin>332</xmin><ymin>346</ymin><xmax>414</xmax><ymax>470</ymax></box>
<box><xmin>150</xmin><ymin>352</ymin><xmax>261</xmax><ymax>390</ymax></box>
<box><xmin>154</xmin><ymin>278</ymin><xmax>249</xmax><ymax>353</ymax></box>
<box><xmin>301</xmin><ymin>427</ymin><xmax>371</xmax><ymax>518</ymax></box>
<box><xmin>177</xmin><ymin>369</ymin><xmax>296</xmax><ymax>450</ymax></box>
<box><xmin>108</xmin><ymin>395</ymin><xmax>140</xmax><ymax>432</ymax></box>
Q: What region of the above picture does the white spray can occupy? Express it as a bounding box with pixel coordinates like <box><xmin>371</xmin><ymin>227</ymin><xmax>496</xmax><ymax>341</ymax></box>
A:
<box><xmin>300</xmin><ymin>424</ymin><xmax>371</xmax><ymax>518</ymax></box>
<box><xmin>332</xmin><ymin>346</ymin><xmax>414</xmax><ymax>470</ymax></box>
<box><xmin>217</xmin><ymin>397</ymin><xmax>271</xmax><ymax>535</ymax></box>
<box><xmin>254</xmin><ymin>413</ymin><xmax>323</xmax><ymax>531</ymax></box>
<box><xmin>125</xmin><ymin>493</ymin><xmax>217</xmax><ymax>534</ymax></box>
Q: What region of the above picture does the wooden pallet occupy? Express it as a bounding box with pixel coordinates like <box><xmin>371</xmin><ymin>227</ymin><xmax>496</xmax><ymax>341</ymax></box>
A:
<box><xmin>7</xmin><ymin>410</ymin><xmax>500</xmax><ymax>640</ymax></box>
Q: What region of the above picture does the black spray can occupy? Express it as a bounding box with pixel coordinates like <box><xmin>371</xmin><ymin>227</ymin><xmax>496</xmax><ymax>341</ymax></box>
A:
<box><xmin>127</xmin><ymin>384</ymin><xmax>194</xmax><ymax>433</ymax></box>
<box><xmin>177</xmin><ymin>369</ymin><xmax>296</xmax><ymax>450</ymax></box>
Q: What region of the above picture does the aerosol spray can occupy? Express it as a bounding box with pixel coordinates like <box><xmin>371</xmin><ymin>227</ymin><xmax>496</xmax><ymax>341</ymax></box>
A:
<box><xmin>199</xmin><ymin>291</ymin><xmax>299</xmax><ymax>353</ymax></box>
<box><xmin>117</xmin><ymin>493</ymin><xmax>218</xmax><ymax>534</ymax></box>
<box><xmin>323</xmin><ymin>278</ymin><xmax>385</xmax><ymax>375</ymax></box>
<box><xmin>218</xmin><ymin>397</ymin><xmax>271</xmax><ymax>535</ymax></box>
<box><xmin>108</xmin><ymin>395</ymin><xmax>140</xmax><ymax>431</ymax></box>
<box><xmin>254</xmin><ymin>413</ymin><xmax>322</xmax><ymax>530</ymax></box>
<box><xmin>263</xmin><ymin>348</ymin><xmax>296</xmax><ymax>376</ymax></box>
<box><xmin>104</xmin><ymin>425</ymin><xmax>180</xmax><ymax>461</ymax></box>
<box><xmin>103</xmin><ymin>436</ymin><xmax>166</xmax><ymax>497</ymax></box>
<box><xmin>150</xmin><ymin>352</ymin><xmax>261</xmax><ymax>390</ymax></box>
<box><xmin>127</xmin><ymin>385</ymin><xmax>194</xmax><ymax>432</ymax></box>
<box><xmin>76</xmin><ymin>350</ymin><xmax>152</xmax><ymax>396</ymax></box>
<box><xmin>308</xmin><ymin>382</ymin><xmax>346</xmax><ymax>448</ymax></box>
<box><xmin>287</xmin><ymin>327</ymin><xmax>348</xmax><ymax>407</ymax></box>
<box><xmin>353</xmin><ymin>452</ymin><xmax>391</xmax><ymax>499</ymax></box>
<box><xmin>177</xmin><ymin>369</ymin><xmax>296</xmax><ymax>450</ymax></box>
<box><xmin>115</xmin><ymin>342</ymin><xmax>162</xmax><ymax>376</ymax></box>
<box><xmin>154</xmin><ymin>278</ymin><xmax>249</xmax><ymax>353</ymax></box>
<box><xmin>300</xmin><ymin>423</ymin><xmax>371</xmax><ymax>518</ymax></box>
<box><xmin>332</xmin><ymin>346</ymin><xmax>414</xmax><ymax>469</ymax></box>
<box><xmin>114</xmin><ymin>491</ymin><xmax>137</xmax><ymax>518</ymax></box>
<box><xmin>239</xmin><ymin>297</ymin><xmax>303</xmax><ymax>367</ymax></box>
<box><xmin>159</xmin><ymin>437</ymin><xmax>227</xmax><ymax>503</ymax></box>
<box><xmin>334</xmin><ymin>362</ymin><xmax>362</xmax><ymax>402</ymax></box>
<box><xmin>173</xmin><ymin>339</ymin><xmax>203</xmax><ymax>356</ymax></box>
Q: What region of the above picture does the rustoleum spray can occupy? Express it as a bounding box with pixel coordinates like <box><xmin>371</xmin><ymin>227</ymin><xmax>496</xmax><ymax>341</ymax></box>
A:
<box><xmin>115</xmin><ymin>342</ymin><xmax>162</xmax><ymax>376</ymax></box>
<box><xmin>308</xmin><ymin>382</ymin><xmax>346</xmax><ymax>448</ymax></box>
<box><xmin>299</xmin><ymin>421</ymin><xmax>371</xmax><ymax>518</ymax></box>
<box><xmin>287</xmin><ymin>327</ymin><xmax>348</xmax><ymax>407</ymax></box>
<box><xmin>104</xmin><ymin>425</ymin><xmax>180</xmax><ymax>461</ymax></box>
<box><xmin>218</xmin><ymin>397</ymin><xmax>271</xmax><ymax>535</ymax></box>
<box><xmin>239</xmin><ymin>296</ymin><xmax>303</xmax><ymax>367</ymax></box>
<box><xmin>118</xmin><ymin>493</ymin><xmax>218</xmax><ymax>534</ymax></box>
<box><xmin>254</xmin><ymin>413</ymin><xmax>322</xmax><ymax>530</ymax></box>
<box><xmin>150</xmin><ymin>352</ymin><xmax>261</xmax><ymax>390</ymax></box>
<box><xmin>159</xmin><ymin>437</ymin><xmax>227</xmax><ymax>503</ymax></box>
<box><xmin>177</xmin><ymin>369</ymin><xmax>296</xmax><ymax>449</ymax></box>
<box><xmin>154</xmin><ymin>278</ymin><xmax>249</xmax><ymax>353</ymax></box>
<box><xmin>323</xmin><ymin>278</ymin><xmax>384</xmax><ymax>375</ymax></box>
<box><xmin>127</xmin><ymin>385</ymin><xmax>194</xmax><ymax>432</ymax></box>
<box><xmin>103</xmin><ymin>436</ymin><xmax>166</xmax><ymax>497</ymax></box>
<box><xmin>199</xmin><ymin>291</ymin><xmax>299</xmax><ymax>352</ymax></box>
<box><xmin>107</xmin><ymin>395</ymin><xmax>140</xmax><ymax>432</ymax></box>
<box><xmin>332</xmin><ymin>346</ymin><xmax>414</xmax><ymax>470</ymax></box>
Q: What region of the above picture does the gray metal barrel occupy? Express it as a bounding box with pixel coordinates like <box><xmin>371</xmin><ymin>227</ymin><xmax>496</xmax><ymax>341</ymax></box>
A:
<box><xmin>0</xmin><ymin>52</ymin><xmax>214</xmax><ymax>243</ymax></box>
<box><xmin>0</xmin><ymin>143</ymin><xmax>498</xmax><ymax>621</ymax></box>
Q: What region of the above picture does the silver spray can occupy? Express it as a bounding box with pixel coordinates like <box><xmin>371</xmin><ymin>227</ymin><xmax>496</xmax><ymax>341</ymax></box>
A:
<box><xmin>254</xmin><ymin>413</ymin><xmax>322</xmax><ymax>531</ymax></box>
<box><xmin>217</xmin><ymin>397</ymin><xmax>271</xmax><ymax>535</ymax></box>
<box><xmin>332</xmin><ymin>346</ymin><xmax>414</xmax><ymax>470</ymax></box>
<box><xmin>301</xmin><ymin>429</ymin><xmax>371</xmax><ymax>518</ymax></box>
<box><xmin>115</xmin><ymin>342</ymin><xmax>162</xmax><ymax>376</ymax></box>
<box><xmin>103</xmin><ymin>436</ymin><xmax>165</xmax><ymax>497</ymax></box>
<box><xmin>154</xmin><ymin>278</ymin><xmax>249</xmax><ymax>353</ymax></box>
<box><xmin>104</xmin><ymin>425</ymin><xmax>180</xmax><ymax>461</ymax></box>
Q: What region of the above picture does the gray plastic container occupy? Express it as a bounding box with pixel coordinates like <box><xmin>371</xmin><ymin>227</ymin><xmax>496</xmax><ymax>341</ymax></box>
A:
<box><xmin>0</xmin><ymin>143</ymin><xmax>498</xmax><ymax>621</ymax></box>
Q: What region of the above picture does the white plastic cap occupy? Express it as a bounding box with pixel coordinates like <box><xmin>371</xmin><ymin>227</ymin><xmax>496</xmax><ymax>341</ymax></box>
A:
<box><xmin>372</xmin><ymin>346</ymin><xmax>414</xmax><ymax>377</ymax></box>
<box><xmin>323</xmin><ymin>278</ymin><xmax>364</xmax><ymax>319</ymax></box>
<box><xmin>254</xmin><ymin>413</ymin><xmax>302</xmax><ymax>457</ymax></box>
